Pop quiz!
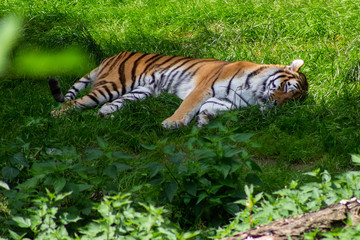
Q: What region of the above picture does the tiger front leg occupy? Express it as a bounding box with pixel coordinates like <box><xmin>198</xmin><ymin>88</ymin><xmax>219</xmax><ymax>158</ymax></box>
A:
<box><xmin>195</xmin><ymin>97</ymin><xmax>236</xmax><ymax>127</ymax></box>
<box><xmin>162</xmin><ymin>88</ymin><xmax>212</xmax><ymax>129</ymax></box>
<box><xmin>98</xmin><ymin>86</ymin><xmax>153</xmax><ymax>117</ymax></box>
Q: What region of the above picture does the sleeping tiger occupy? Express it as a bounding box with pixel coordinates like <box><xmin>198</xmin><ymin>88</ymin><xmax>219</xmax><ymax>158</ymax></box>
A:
<box><xmin>49</xmin><ymin>51</ymin><xmax>308</xmax><ymax>128</ymax></box>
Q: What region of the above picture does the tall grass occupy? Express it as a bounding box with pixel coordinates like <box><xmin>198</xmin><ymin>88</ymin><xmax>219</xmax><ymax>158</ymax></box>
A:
<box><xmin>0</xmin><ymin>0</ymin><xmax>359</xmax><ymax>233</ymax></box>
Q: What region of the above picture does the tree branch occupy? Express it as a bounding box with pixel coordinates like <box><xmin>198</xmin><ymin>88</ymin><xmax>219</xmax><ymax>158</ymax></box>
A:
<box><xmin>221</xmin><ymin>198</ymin><xmax>360</xmax><ymax>240</ymax></box>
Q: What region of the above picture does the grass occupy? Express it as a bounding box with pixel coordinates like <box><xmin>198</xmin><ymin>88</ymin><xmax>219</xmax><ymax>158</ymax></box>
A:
<box><xmin>0</xmin><ymin>0</ymin><xmax>360</xmax><ymax>234</ymax></box>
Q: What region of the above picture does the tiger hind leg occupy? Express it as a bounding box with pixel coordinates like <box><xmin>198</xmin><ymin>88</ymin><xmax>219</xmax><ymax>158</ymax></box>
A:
<box><xmin>49</xmin><ymin>69</ymin><xmax>97</xmax><ymax>103</ymax></box>
<box><xmin>51</xmin><ymin>87</ymin><xmax>114</xmax><ymax>116</ymax></box>
<box><xmin>195</xmin><ymin>97</ymin><xmax>236</xmax><ymax>127</ymax></box>
<box><xmin>98</xmin><ymin>86</ymin><xmax>153</xmax><ymax>117</ymax></box>
<box><xmin>49</xmin><ymin>69</ymin><xmax>99</xmax><ymax>116</ymax></box>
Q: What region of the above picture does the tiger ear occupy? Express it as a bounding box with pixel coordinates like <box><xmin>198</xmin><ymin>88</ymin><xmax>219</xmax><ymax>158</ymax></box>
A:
<box><xmin>286</xmin><ymin>59</ymin><xmax>304</xmax><ymax>72</ymax></box>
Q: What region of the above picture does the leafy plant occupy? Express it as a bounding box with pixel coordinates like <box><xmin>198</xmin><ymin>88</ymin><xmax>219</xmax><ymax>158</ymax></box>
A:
<box><xmin>9</xmin><ymin>190</ymin><xmax>199</xmax><ymax>240</ymax></box>
<box><xmin>143</xmin><ymin>119</ymin><xmax>263</xmax><ymax>227</ymax></box>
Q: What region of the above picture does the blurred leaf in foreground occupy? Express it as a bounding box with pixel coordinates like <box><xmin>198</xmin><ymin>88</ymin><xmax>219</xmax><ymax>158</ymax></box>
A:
<box><xmin>0</xmin><ymin>15</ymin><xmax>22</xmax><ymax>77</ymax></box>
<box><xmin>14</xmin><ymin>47</ymin><xmax>93</xmax><ymax>77</ymax></box>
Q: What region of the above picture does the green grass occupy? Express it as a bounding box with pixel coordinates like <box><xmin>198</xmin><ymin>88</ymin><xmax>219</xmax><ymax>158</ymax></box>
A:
<box><xmin>1</xmin><ymin>0</ymin><xmax>360</xmax><ymax>236</ymax></box>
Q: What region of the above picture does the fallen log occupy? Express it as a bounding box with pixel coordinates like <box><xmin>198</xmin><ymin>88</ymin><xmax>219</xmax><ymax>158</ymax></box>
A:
<box><xmin>221</xmin><ymin>198</ymin><xmax>360</xmax><ymax>240</ymax></box>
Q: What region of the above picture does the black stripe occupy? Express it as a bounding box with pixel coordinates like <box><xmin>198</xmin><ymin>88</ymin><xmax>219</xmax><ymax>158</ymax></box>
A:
<box><xmin>98</xmin><ymin>52</ymin><xmax>125</xmax><ymax>79</ymax></box>
<box><xmin>130</xmin><ymin>53</ymin><xmax>149</xmax><ymax>90</ymax></box>
<box><xmin>245</xmin><ymin>66</ymin><xmax>268</xmax><ymax>89</ymax></box>
<box><xmin>103</xmin><ymin>85</ymin><xmax>113</xmax><ymax>101</ymax></box>
<box><xmin>163</xmin><ymin>58</ymin><xmax>195</xmax><ymax>84</ymax></box>
<box><xmin>160</xmin><ymin>57</ymin><xmax>192</xmax><ymax>76</ymax></box>
<box><xmin>71</xmin><ymin>86</ymin><xmax>80</xmax><ymax>93</ymax></box>
<box><xmin>137</xmin><ymin>54</ymin><xmax>165</xmax><ymax>85</ymax></box>
<box><xmin>79</xmin><ymin>79</ymin><xmax>90</xmax><ymax>84</ymax></box>
<box><xmin>93</xmin><ymin>80</ymin><xmax>108</xmax><ymax>88</ymax></box>
<box><xmin>222</xmin><ymin>98</ymin><xmax>236</xmax><ymax>106</ymax></box>
<box><xmin>145</xmin><ymin>54</ymin><xmax>161</xmax><ymax>64</ymax></box>
<box><xmin>78</xmin><ymin>102</ymin><xmax>87</xmax><ymax>108</ymax></box>
<box><xmin>97</xmin><ymin>54</ymin><xmax>118</xmax><ymax>76</ymax></box>
<box><xmin>118</xmin><ymin>52</ymin><xmax>137</xmax><ymax>95</ymax></box>
<box><xmin>150</xmin><ymin>73</ymin><xmax>156</xmax><ymax>85</ymax></box>
<box><xmin>68</xmin><ymin>91</ymin><xmax>76</xmax><ymax>98</ymax></box>
<box><xmin>98</xmin><ymin>89</ymin><xmax>107</xmax><ymax>100</ymax></box>
<box><xmin>234</xmin><ymin>92</ymin><xmax>250</xmax><ymax>106</ymax></box>
<box><xmin>176</xmin><ymin>60</ymin><xmax>211</xmax><ymax>80</ymax></box>
<box><xmin>110</xmin><ymin>82</ymin><xmax>120</xmax><ymax>98</ymax></box>
<box><xmin>88</xmin><ymin>94</ymin><xmax>100</xmax><ymax>104</ymax></box>
<box><xmin>204</xmin><ymin>100</ymin><xmax>230</xmax><ymax>109</ymax></box>
<box><xmin>209</xmin><ymin>64</ymin><xmax>227</xmax><ymax>97</ymax></box>
<box><xmin>226</xmin><ymin>69</ymin><xmax>242</xmax><ymax>95</ymax></box>
<box><xmin>262</xmin><ymin>70</ymin><xmax>284</xmax><ymax>92</ymax></box>
<box><xmin>156</xmin><ymin>55</ymin><xmax>178</xmax><ymax>70</ymax></box>
<box><xmin>130</xmin><ymin>91</ymin><xmax>151</xmax><ymax>96</ymax></box>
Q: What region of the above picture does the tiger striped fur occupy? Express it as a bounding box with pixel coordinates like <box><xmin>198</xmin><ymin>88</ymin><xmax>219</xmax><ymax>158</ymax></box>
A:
<box><xmin>49</xmin><ymin>51</ymin><xmax>308</xmax><ymax>128</ymax></box>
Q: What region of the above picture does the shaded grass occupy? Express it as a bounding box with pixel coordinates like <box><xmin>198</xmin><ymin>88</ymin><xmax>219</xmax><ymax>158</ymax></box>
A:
<box><xmin>1</xmin><ymin>0</ymin><xmax>360</xmax><ymax>208</ymax></box>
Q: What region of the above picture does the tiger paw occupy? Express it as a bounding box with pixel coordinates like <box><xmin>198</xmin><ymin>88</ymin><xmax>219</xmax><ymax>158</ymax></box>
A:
<box><xmin>51</xmin><ymin>109</ymin><xmax>61</xmax><ymax>117</ymax></box>
<box><xmin>195</xmin><ymin>113</ymin><xmax>210</xmax><ymax>128</ymax></box>
<box><xmin>98</xmin><ymin>103</ymin><xmax>117</xmax><ymax>117</ymax></box>
<box><xmin>161</xmin><ymin>119</ymin><xmax>184</xmax><ymax>129</ymax></box>
<box><xmin>162</xmin><ymin>115</ymin><xmax>192</xmax><ymax>129</ymax></box>
<box><xmin>50</xmin><ymin>105</ymin><xmax>70</xmax><ymax>117</ymax></box>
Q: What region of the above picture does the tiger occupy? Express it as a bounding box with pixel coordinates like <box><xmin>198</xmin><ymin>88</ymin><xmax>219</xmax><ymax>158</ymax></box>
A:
<box><xmin>49</xmin><ymin>51</ymin><xmax>308</xmax><ymax>128</ymax></box>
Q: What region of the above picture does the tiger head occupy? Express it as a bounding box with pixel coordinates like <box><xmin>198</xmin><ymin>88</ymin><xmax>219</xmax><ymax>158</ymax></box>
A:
<box><xmin>266</xmin><ymin>59</ymin><xmax>308</xmax><ymax>106</ymax></box>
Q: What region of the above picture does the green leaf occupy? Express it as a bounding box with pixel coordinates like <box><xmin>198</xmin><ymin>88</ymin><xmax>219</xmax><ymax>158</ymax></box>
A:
<box><xmin>60</xmin><ymin>212</ymin><xmax>82</xmax><ymax>225</ymax></box>
<box><xmin>196</xmin><ymin>192</ymin><xmax>207</xmax><ymax>205</ymax></box>
<box><xmin>169</xmin><ymin>151</ymin><xmax>185</xmax><ymax>165</ymax></box>
<box><xmin>184</xmin><ymin>182</ymin><xmax>197</xmax><ymax>196</ymax></box>
<box><xmin>8</xmin><ymin>229</ymin><xmax>27</xmax><ymax>240</ymax></box>
<box><xmin>163</xmin><ymin>144</ymin><xmax>176</xmax><ymax>155</ymax></box>
<box><xmin>112</xmin><ymin>151</ymin><xmax>133</xmax><ymax>159</ymax></box>
<box><xmin>223</xmin><ymin>148</ymin><xmax>243</xmax><ymax>158</ymax></box>
<box><xmin>163</xmin><ymin>182</ymin><xmax>178</xmax><ymax>202</ymax></box>
<box><xmin>194</xmin><ymin>148</ymin><xmax>217</xmax><ymax>160</ymax></box>
<box><xmin>54</xmin><ymin>191</ymin><xmax>72</xmax><ymax>201</ymax></box>
<box><xmin>2</xmin><ymin>166</ymin><xmax>19</xmax><ymax>180</ymax></box>
<box><xmin>31</xmin><ymin>161</ymin><xmax>57</xmax><ymax>174</ymax></box>
<box><xmin>16</xmin><ymin>175</ymin><xmax>43</xmax><ymax>190</ymax></box>
<box><xmin>232</xmin><ymin>133</ymin><xmax>254</xmax><ymax>143</ymax></box>
<box><xmin>30</xmin><ymin>214</ymin><xmax>42</xmax><ymax>229</ymax></box>
<box><xmin>103</xmin><ymin>165</ymin><xmax>117</xmax><ymax>179</ymax></box>
<box><xmin>84</xmin><ymin>148</ymin><xmax>103</xmax><ymax>161</ymax></box>
<box><xmin>140</xmin><ymin>143</ymin><xmax>157</xmax><ymax>150</ymax></box>
<box><xmin>53</xmin><ymin>177</ymin><xmax>66</xmax><ymax>193</ymax></box>
<box><xmin>244</xmin><ymin>185</ymin><xmax>253</xmax><ymax>197</ymax></box>
<box><xmin>112</xmin><ymin>162</ymin><xmax>132</xmax><ymax>172</ymax></box>
<box><xmin>148</xmin><ymin>174</ymin><xmax>163</xmax><ymax>185</ymax></box>
<box><xmin>254</xmin><ymin>192</ymin><xmax>264</xmax><ymax>202</ymax></box>
<box><xmin>15</xmin><ymin>47</ymin><xmax>91</xmax><ymax>77</ymax></box>
<box><xmin>244</xmin><ymin>159</ymin><xmax>262</xmax><ymax>172</ymax></box>
<box><xmin>351</xmin><ymin>154</ymin><xmax>360</xmax><ymax>165</ymax></box>
<box><xmin>96</xmin><ymin>136</ymin><xmax>107</xmax><ymax>149</ymax></box>
<box><xmin>12</xmin><ymin>216</ymin><xmax>31</xmax><ymax>228</ymax></box>
<box><xmin>66</xmin><ymin>183</ymin><xmax>93</xmax><ymax>193</ymax></box>
<box><xmin>205</xmin><ymin>120</ymin><xmax>227</xmax><ymax>132</ymax></box>
<box><xmin>199</xmin><ymin>177</ymin><xmax>211</xmax><ymax>187</ymax></box>
<box><xmin>142</xmin><ymin>162</ymin><xmax>163</xmax><ymax>178</ymax></box>
<box><xmin>0</xmin><ymin>15</ymin><xmax>21</xmax><ymax>76</ymax></box>
<box><xmin>10</xmin><ymin>153</ymin><xmax>29</xmax><ymax>167</ymax></box>
<box><xmin>216</xmin><ymin>163</ymin><xmax>231</xmax><ymax>178</ymax></box>
<box><xmin>224</xmin><ymin>202</ymin><xmax>239</xmax><ymax>215</ymax></box>
<box><xmin>182</xmin><ymin>231</ymin><xmax>201</xmax><ymax>239</ymax></box>
<box><xmin>245</xmin><ymin>173</ymin><xmax>264</xmax><ymax>187</ymax></box>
